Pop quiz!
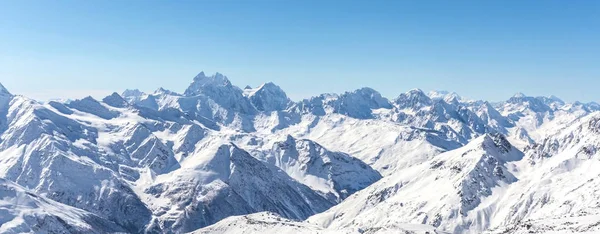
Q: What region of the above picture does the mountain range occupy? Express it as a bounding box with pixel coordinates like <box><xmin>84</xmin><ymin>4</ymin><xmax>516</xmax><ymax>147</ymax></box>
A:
<box><xmin>1</xmin><ymin>72</ymin><xmax>599</xmax><ymax>234</ymax></box>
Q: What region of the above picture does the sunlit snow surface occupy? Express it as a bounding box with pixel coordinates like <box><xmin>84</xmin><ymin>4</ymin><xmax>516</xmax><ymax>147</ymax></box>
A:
<box><xmin>0</xmin><ymin>75</ymin><xmax>599</xmax><ymax>233</ymax></box>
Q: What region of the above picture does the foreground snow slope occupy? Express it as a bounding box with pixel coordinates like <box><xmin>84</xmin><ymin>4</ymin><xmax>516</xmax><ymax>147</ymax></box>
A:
<box><xmin>192</xmin><ymin>212</ymin><xmax>444</xmax><ymax>234</ymax></box>
<box><xmin>0</xmin><ymin>178</ymin><xmax>125</xmax><ymax>234</ymax></box>
<box><xmin>308</xmin><ymin>133</ymin><xmax>523</xmax><ymax>233</ymax></box>
<box><xmin>141</xmin><ymin>142</ymin><xmax>334</xmax><ymax>233</ymax></box>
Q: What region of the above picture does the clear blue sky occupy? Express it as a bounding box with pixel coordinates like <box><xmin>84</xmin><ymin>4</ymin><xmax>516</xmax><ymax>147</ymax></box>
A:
<box><xmin>1</xmin><ymin>1</ymin><xmax>599</xmax><ymax>102</ymax></box>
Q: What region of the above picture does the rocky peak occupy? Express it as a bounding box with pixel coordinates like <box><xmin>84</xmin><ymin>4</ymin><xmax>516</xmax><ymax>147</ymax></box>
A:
<box><xmin>0</xmin><ymin>82</ymin><xmax>11</xmax><ymax>96</ymax></box>
<box><xmin>247</xmin><ymin>82</ymin><xmax>291</xmax><ymax>112</ymax></box>
<box><xmin>512</xmin><ymin>92</ymin><xmax>526</xmax><ymax>98</ymax></box>
<box><xmin>153</xmin><ymin>87</ymin><xmax>179</xmax><ymax>96</ymax></box>
<box><xmin>102</xmin><ymin>92</ymin><xmax>128</xmax><ymax>108</ymax></box>
<box><xmin>507</xmin><ymin>93</ymin><xmax>552</xmax><ymax>113</ymax></box>
<box><xmin>182</xmin><ymin>72</ymin><xmax>256</xmax><ymax>114</ymax></box>
<box><xmin>395</xmin><ymin>88</ymin><xmax>433</xmax><ymax>109</ymax></box>
<box><xmin>348</xmin><ymin>87</ymin><xmax>392</xmax><ymax>108</ymax></box>
<box><xmin>68</xmin><ymin>96</ymin><xmax>119</xmax><ymax>119</ymax></box>
<box><xmin>122</xmin><ymin>89</ymin><xmax>145</xmax><ymax>98</ymax></box>
<box><xmin>320</xmin><ymin>87</ymin><xmax>392</xmax><ymax>119</ymax></box>
<box><xmin>483</xmin><ymin>133</ymin><xmax>512</xmax><ymax>154</ymax></box>
<box><xmin>270</xmin><ymin>135</ymin><xmax>381</xmax><ymax>201</ymax></box>
<box><xmin>184</xmin><ymin>72</ymin><xmax>232</xmax><ymax>96</ymax></box>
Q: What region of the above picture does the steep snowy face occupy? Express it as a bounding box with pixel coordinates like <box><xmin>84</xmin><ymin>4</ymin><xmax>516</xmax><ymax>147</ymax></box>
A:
<box><xmin>0</xmin><ymin>83</ymin><xmax>10</xmax><ymax>95</ymax></box>
<box><xmin>585</xmin><ymin>101</ymin><xmax>600</xmax><ymax>111</ymax></box>
<box><xmin>329</xmin><ymin>87</ymin><xmax>393</xmax><ymax>119</ymax></box>
<box><xmin>121</xmin><ymin>76</ymin><xmax>257</xmax><ymax>132</ymax></box>
<box><xmin>154</xmin><ymin>87</ymin><xmax>179</xmax><ymax>96</ymax></box>
<box><xmin>184</xmin><ymin>72</ymin><xmax>231</xmax><ymax>95</ymax></box>
<box><xmin>245</xmin><ymin>82</ymin><xmax>291</xmax><ymax>112</ymax></box>
<box><xmin>0</xmin><ymin>83</ymin><xmax>13</xmax><ymax>133</ymax></box>
<box><xmin>266</xmin><ymin>135</ymin><xmax>381</xmax><ymax>201</ymax></box>
<box><xmin>496</xmin><ymin>93</ymin><xmax>598</xmax><ymax>142</ymax></box>
<box><xmin>0</xmin><ymin>83</ymin><xmax>11</xmax><ymax>106</ymax></box>
<box><xmin>428</xmin><ymin>90</ymin><xmax>451</xmax><ymax>100</ymax></box>
<box><xmin>0</xmin><ymin>178</ymin><xmax>125</xmax><ymax>234</ymax></box>
<box><xmin>308</xmin><ymin>133</ymin><xmax>523</xmax><ymax>233</ymax></box>
<box><xmin>102</xmin><ymin>92</ymin><xmax>129</xmax><ymax>108</ymax></box>
<box><xmin>428</xmin><ymin>90</ymin><xmax>464</xmax><ymax>105</ymax></box>
<box><xmin>537</xmin><ymin>95</ymin><xmax>565</xmax><ymax>109</ymax></box>
<box><xmin>393</xmin><ymin>93</ymin><xmax>489</xmax><ymax>144</ymax></box>
<box><xmin>0</xmin><ymin>97</ymin><xmax>178</xmax><ymax>232</ymax></box>
<box><xmin>504</xmin><ymin>93</ymin><xmax>553</xmax><ymax>114</ymax></box>
<box><xmin>184</xmin><ymin>72</ymin><xmax>256</xmax><ymax>114</ymax></box>
<box><xmin>292</xmin><ymin>88</ymin><xmax>392</xmax><ymax>119</ymax></box>
<box><xmin>121</xmin><ymin>89</ymin><xmax>146</xmax><ymax>103</ymax></box>
<box><xmin>142</xmin><ymin>143</ymin><xmax>334</xmax><ymax>233</ymax></box>
<box><xmin>258</xmin><ymin>113</ymin><xmax>462</xmax><ymax>175</ymax></box>
<box><xmin>468</xmin><ymin>101</ymin><xmax>514</xmax><ymax>133</ymax></box>
<box><xmin>524</xmin><ymin>112</ymin><xmax>600</xmax><ymax>162</ymax></box>
<box><xmin>395</xmin><ymin>88</ymin><xmax>433</xmax><ymax>110</ymax></box>
<box><xmin>67</xmin><ymin>96</ymin><xmax>120</xmax><ymax>119</ymax></box>
<box><xmin>479</xmin><ymin>113</ymin><xmax>600</xmax><ymax>233</ymax></box>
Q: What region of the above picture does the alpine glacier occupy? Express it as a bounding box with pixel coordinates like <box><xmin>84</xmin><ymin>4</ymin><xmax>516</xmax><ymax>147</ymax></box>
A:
<box><xmin>0</xmin><ymin>73</ymin><xmax>599</xmax><ymax>234</ymax></box>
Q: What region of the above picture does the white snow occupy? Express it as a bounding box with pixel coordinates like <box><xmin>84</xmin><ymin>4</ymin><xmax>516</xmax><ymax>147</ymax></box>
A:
<box><xmin>0</xmin><ymin>74</ymin><xmax>599</xmax><ymax>234</ymax></box>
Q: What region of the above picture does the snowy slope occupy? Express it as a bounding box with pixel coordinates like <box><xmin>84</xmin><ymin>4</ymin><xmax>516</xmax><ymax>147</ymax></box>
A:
<box><xmin>141</xmin><ymin>142</ymin><xmax>334</xmax><ymax>233</ymax></box>
<box><xmin>263</xmin><ymin>135</ymin><xmax>381</xmax><ymax>201</ymax></box>
<box><xmin>192</xmin><ymin>212</ymin><xmax>444</xmax><ymax>234</ymax></box>
<box><xmin>308</xmin><ymin>133</ymin><xmax>524</xmax><ymax>233</ymax></box>
<box><xmin>0</xmin><ymin>178</ymin><xmax>125</xmax><ymax>234</ymax></box>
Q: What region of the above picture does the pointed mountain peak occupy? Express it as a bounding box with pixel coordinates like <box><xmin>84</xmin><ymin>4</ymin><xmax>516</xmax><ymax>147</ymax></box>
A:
<box><xmin>185</xmin><ymin>72</ymin><xmax>233</xmax><ymax>96</ymax></box>
<box><xmin>273</xmin><ymin>135</ymin><xmax>296</xmax><ymax>151</ymax></box>
<box><xmin>548</xmin><ymin>95</ymin><xmax>564</xmax><ymax>103</ymax></box>
<box><xmin>192</xmin><ymin>71</ymin><xmax>229</xmax><ymax>84</ymax></box>
<box><xmin>407</xmin><ymin>88</ymin><xmax>426</xmax><ymax>95</ymax></box>
<box><xmin>257</xmin><ymin>82</ymin><xmax>282</xmax><ymax>91</ymax></box>
<box><xmin>244</xmin><ymin>85</ymin><xmax>252</xmax><ymax>90</ymax></box>
<box><xmin>478</xmin><ymin>133</ymin><xmax>522</xmax><ymax>161</ymax></box>
<box><xmin>121</xmin><ymin>89</ymin><xmax>145</xmax><ymax>98</ymax></box>
<box><xmin>102</xmin><ymin>92</ymin><xmax>128</xmax><ymax>108</ymax></box>
<box><xmin>343</xmin><ymin>87</ymin><xmax>392</xmax><ymax>107</ymax></box>
<box><xmin>395</xmin><ymin>88</ymin><xmax>432</xmax><ymax>108</ymax></box>
<box><xmin>427</xmin><ymin>90</ymin><xmax>450</xmax><ymax>99</ymax></box>
<box><xmin>444</xmin><ymin>93</ymin><xmax>462</xmax><ymax>103</ymax></box>
<box><xmin>246</xmin><ymin>82</ymin><xmax>290</xmax><ymax>112</ymax></box>
<box><xmin>512</xmin><ymin>92</ymin><xmax>527</xmax><ymax>98</ymax></box>
<box><xmin>428</xmin><ymin>90</ymin><xmax>464</xmax><ymax>104</ymax></box>
<box><xmin>403</xmin><ymin>88</ymin><xmax>430</xmax><ymax>100</ymax></box>
<box><xmin>347</xmin><ymin>87</ymin><xmax>389</xmax><ymax>101</ymax></box>
<box><xmin>285</xmin><ymin>134</ymin><xmax>296</xmax><ymax>144</ymax></box>
<box><xmin>81</xmin><ymin>96</ymin><xmax>99</xmax><ymax>102</ymax></box>
<box><xmin>153</xmin><ymin>87</ymin><xmax>179</xmax><ymax>96</ymax></box>
<box><xmin>354</xmin><ymin>87</ymin><xmax>378</xmax><ymax>94</ymax></box>
<box><xmin>0</xmin><ymin>82</ymin><xmax>12</xmax><ymax>96</ymax></box>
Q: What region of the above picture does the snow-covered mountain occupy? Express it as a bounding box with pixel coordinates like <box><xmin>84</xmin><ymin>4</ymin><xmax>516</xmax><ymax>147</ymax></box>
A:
<box><xmin>307</xmin><ymin>133</ymin><xmax>523</xmax><ymax>233</ymax></box>
<box><xmin>0</xmin><ymin>178</ymin><xmax>125</xmax><ymax>234</ymax></box>
<box><xmin>262</xmin><ymin>135</ymin><xmax>381</xmax><ymax>201</ymax></box>
<box><xmin>0</xmin><ymin>72</ymin><xmax>599</xmax><ymax>233</ymax></box>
